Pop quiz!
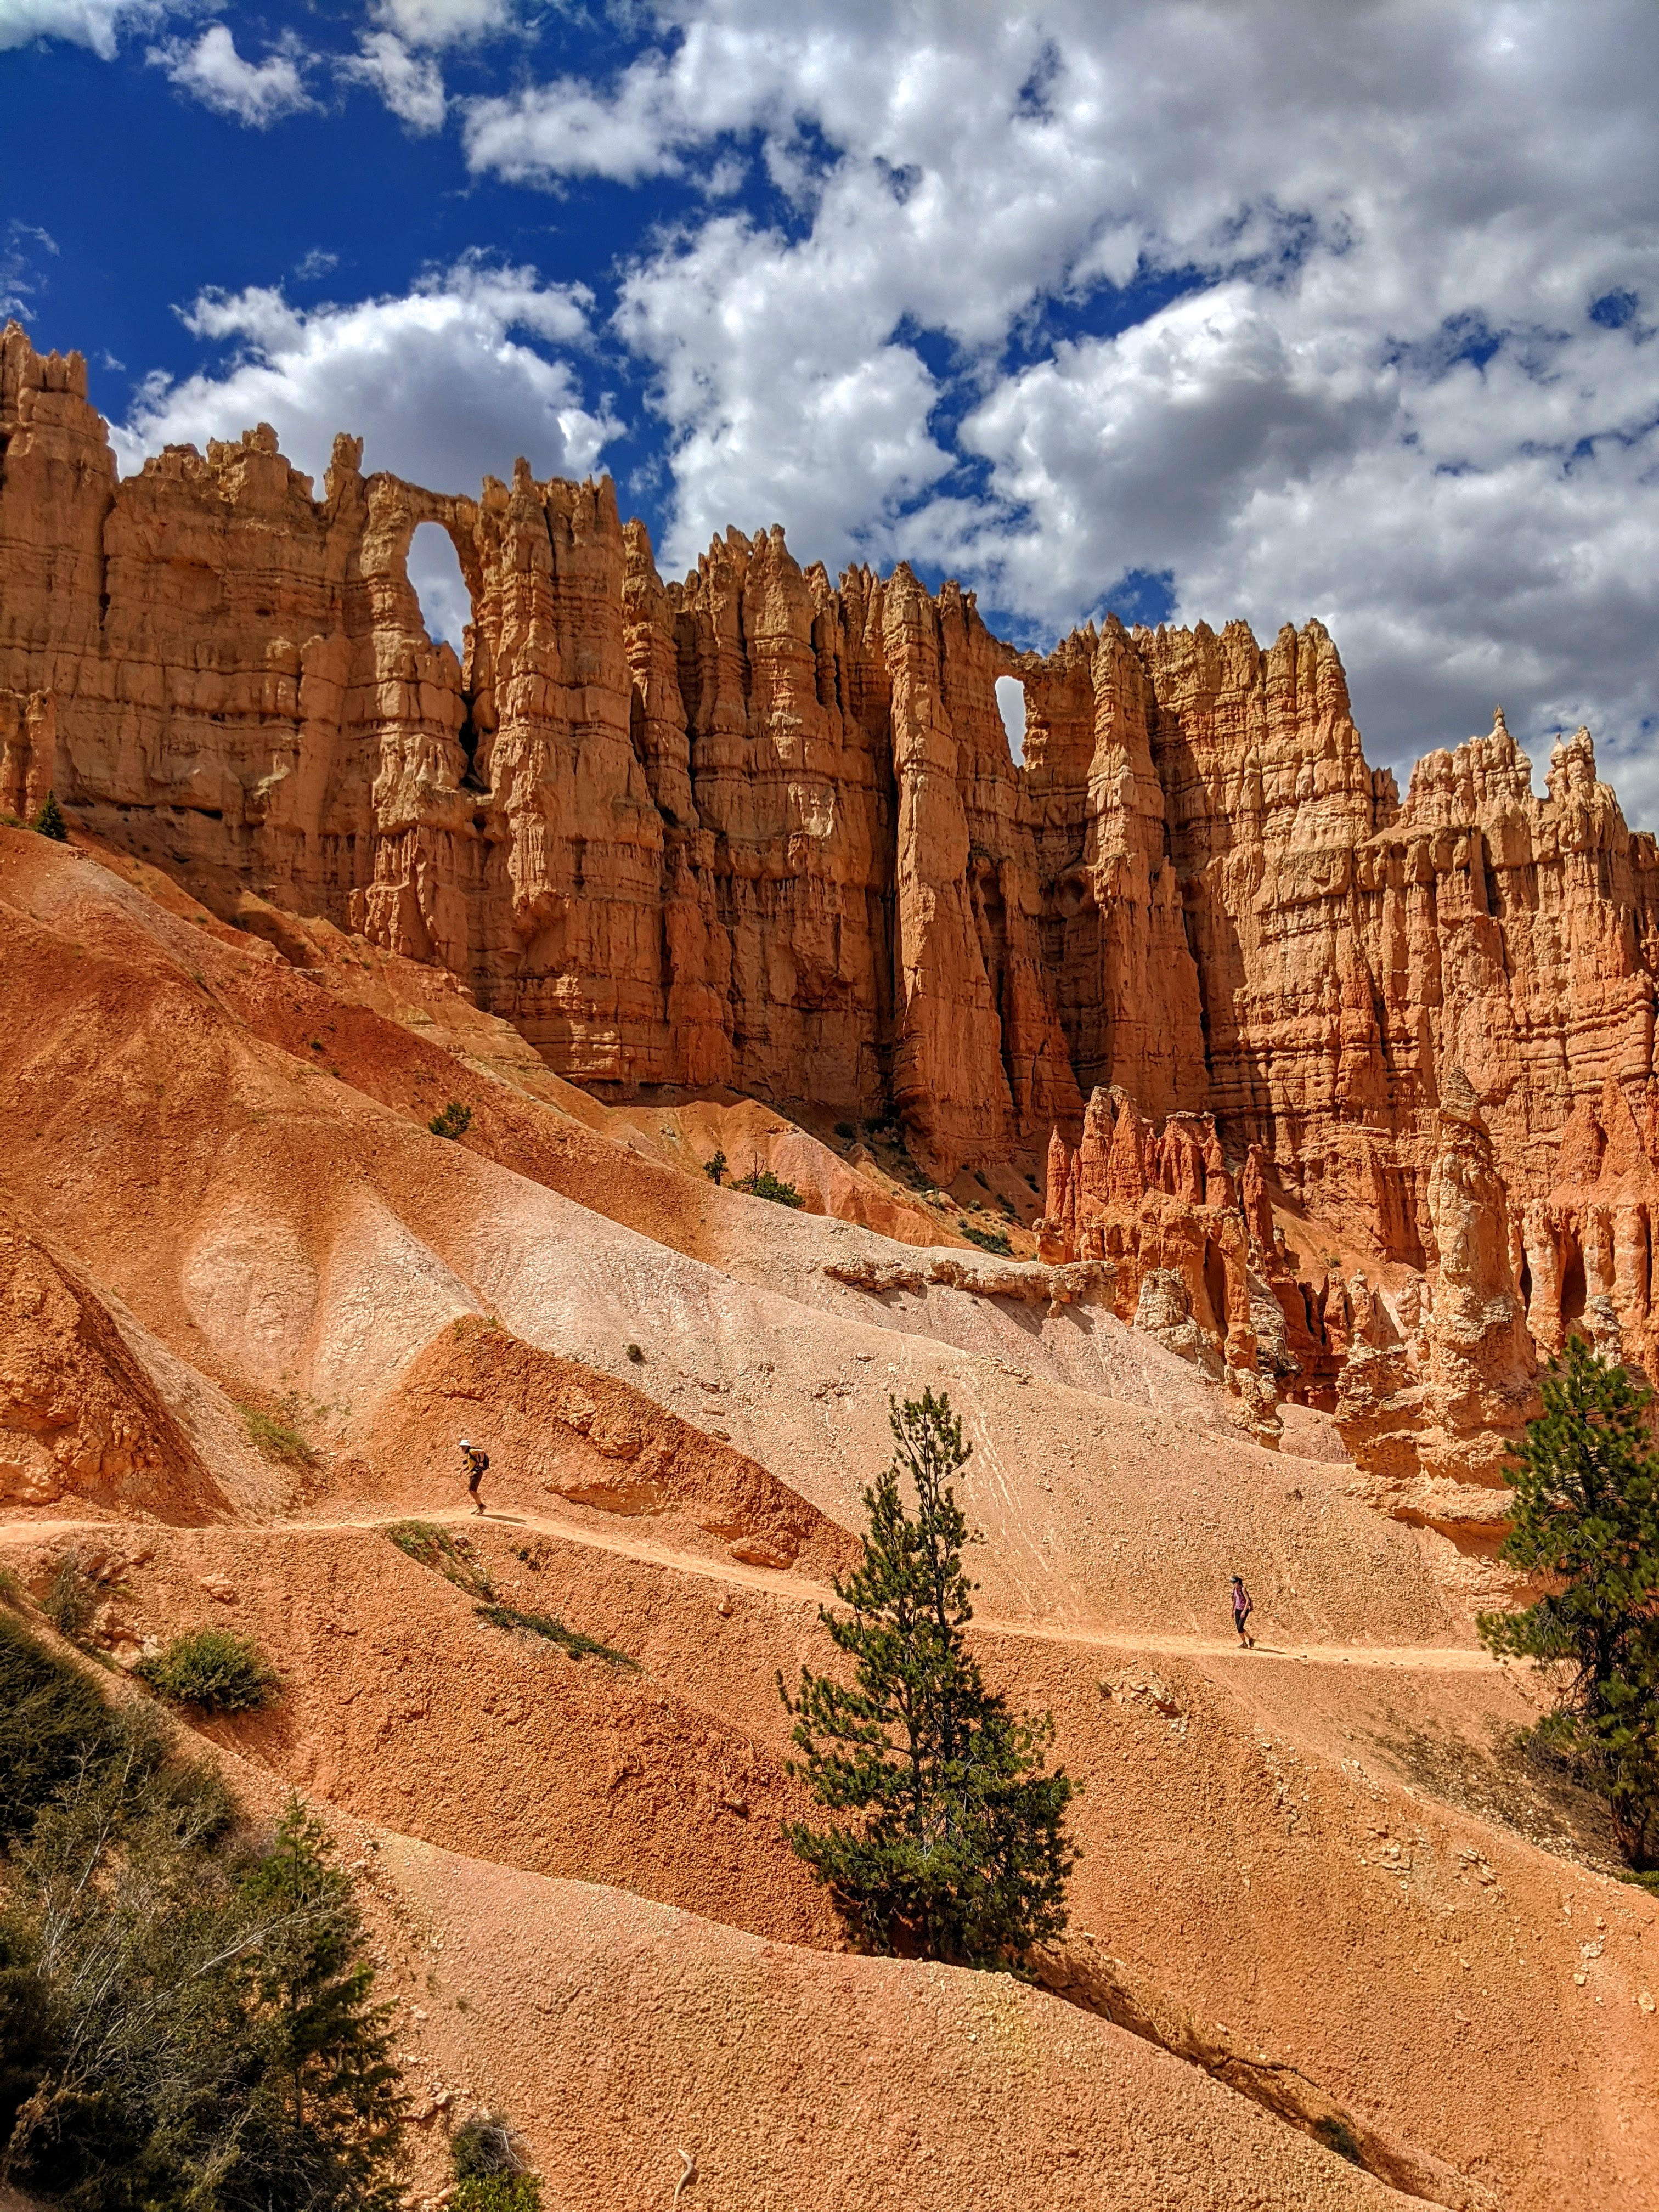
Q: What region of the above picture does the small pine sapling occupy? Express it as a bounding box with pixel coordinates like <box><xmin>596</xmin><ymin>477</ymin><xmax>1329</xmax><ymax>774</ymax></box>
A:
<box><xmin>31</xmin><ymin>790</ymin><xmax>68</xmax><ymax>842</ymax></box>
<box><xmin>232</xmin><ymin>1800</ymin><xmax>409</xmax><ymax>2207</ymax></box>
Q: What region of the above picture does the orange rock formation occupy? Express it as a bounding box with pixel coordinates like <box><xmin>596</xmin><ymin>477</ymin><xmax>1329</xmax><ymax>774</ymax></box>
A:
<box><xmin>18</xmin><ymin>318</ymin><xmax>1659</xmax><ymax>1447</ymax></box>
<box><xmin>9</xmin><ymin>323</ymin><xmax>1658</xmax><ymax>1239</ymax></box>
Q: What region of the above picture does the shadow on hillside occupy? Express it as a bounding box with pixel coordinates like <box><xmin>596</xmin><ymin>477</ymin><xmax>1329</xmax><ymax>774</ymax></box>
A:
<box><xmin>1371</xmin><ymin>1709</ymin><xmax>1628</xmax><ymax>1877</ymax></box>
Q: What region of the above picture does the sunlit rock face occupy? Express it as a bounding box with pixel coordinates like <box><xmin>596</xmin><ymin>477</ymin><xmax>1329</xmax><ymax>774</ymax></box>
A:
<box><xmin>9</xmin><ymin>321</ymin><xmax>1659</xmax><ymax>1270</ymax></box>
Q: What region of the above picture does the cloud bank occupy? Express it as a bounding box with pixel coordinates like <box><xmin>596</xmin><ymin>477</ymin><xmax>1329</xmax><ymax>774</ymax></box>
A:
<box><xmin>114</xmin><ymin>262</ymin><xmax>610</xmax><ymax>494</ymax></box>
<box><xmin>76</xmin><ymin>0</ymin><xmax>1659</xmax><ymax>820</ymax></box>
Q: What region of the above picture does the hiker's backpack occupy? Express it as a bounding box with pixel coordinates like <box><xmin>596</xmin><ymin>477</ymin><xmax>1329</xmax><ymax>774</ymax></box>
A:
<box><xmin>474</xmin><ymin>1450</ymin><xmax>490</xmax><ymax>1472</ymax></box>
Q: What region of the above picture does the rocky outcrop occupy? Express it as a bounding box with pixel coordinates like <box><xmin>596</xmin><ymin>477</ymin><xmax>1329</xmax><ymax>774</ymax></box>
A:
<box><xmin>1038</xmin><ymin>1089</ymin><xmax>1284</xmax><ymax>1441</ymax></box>
<box><xmin>1516</xmin><ymin>1071</ymin><xmax>1659</xmax><ymax>1383</ymax></box>
<box><xmin>1040</xmin><ymin>1091</ymin><xmax>1251</xmax><ymax>1340</ymax></box>
<box><xmin>820</xmin><ymin>1248</ymin><xmax>1115</xmax><ymax>1307</ymax></box>
<box><xmin>0</xmin><ymin>1192</ymin><xmax>224</xmax><ymax>1517</ymax></box>
<box><xmin>1337</xmin><ymin>1071</ymin><xmax>1538</xmax><ymax>1528</ymax></box>
<box><xmin>9</xmin><ymin>323</ymin><xmax>1659</xmax><ymax>1242</ymax></box>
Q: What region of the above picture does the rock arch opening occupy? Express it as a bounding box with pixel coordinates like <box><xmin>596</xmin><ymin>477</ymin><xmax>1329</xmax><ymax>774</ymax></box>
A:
<box><xmin>995</xmin><ymin>675</ymin><xmax>1026</xmax><ymax>766</ymax></box>
<box><xmin>408</xmin><ymin>521</ymin><xmax>472</xmax><ymax>651</ymax></box>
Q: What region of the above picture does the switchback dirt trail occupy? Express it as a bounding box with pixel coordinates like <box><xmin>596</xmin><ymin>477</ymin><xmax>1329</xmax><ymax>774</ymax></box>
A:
<box><xmin>0</xmin><ymin>1503</ymin><xmax>1499</xmax><ymax>1674</ymax></box>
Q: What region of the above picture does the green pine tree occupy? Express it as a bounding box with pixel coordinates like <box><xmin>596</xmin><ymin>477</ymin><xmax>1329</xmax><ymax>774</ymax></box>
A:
<box><xmin>1479</xmin><ymin>1335</ymin><xmax>1659</xmax><ymax>1874</ymax></box>
<box><xmin>228</xmin><ymin>1799</ymin><xmax>408</xmax><ymax>2208</ymax></box>
<box><xmin>31</xmin><ymin>791</ymin><xmax>68</xmax><ymax>842</ymax></box>
<box><xmin>778</xmin><ymin>1390</ymin><xmax>1078</xmax><ymax>1967</ymax></box>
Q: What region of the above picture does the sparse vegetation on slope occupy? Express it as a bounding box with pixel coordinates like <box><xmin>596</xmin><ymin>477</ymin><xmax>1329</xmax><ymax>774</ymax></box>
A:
<box><xmin>1479</xmin><ymin>1336</ymin><xmax>1659</xmax><ymax>1878</ymax></box>
<box><xmin>240</xmin><ymin>1400</ymin><xmax>318</xmax><ymax>1471</ymax></box>
<box><xmin>780</xmin><ymin>1390</ymin><xmax>1077</xmax><ymax>1970</ymax></box>
<box><xmin>0</xmin><ymin>1611</ymin><xmax>405</xmax><ymax>2209</ymax></box>
<box><xmin>475</xmin><ymin>1602</ymin><xmax>640</xmax><ymax>1671</ymax></box>
<box><xmin>430</xmin><ymin>1100</ymin><xmax>473</xmax><ymax>1139</ymax></box>
<box><xmin>384</xmin><ymin>1523</ymin><xmax>637</xmax><ymax>1669</ymax></box>
<box><xmin>137</xmin><ymin>1626</ymin><xmax>280</xmax><ymax>1712</ymax></box>
<box><xmin>385</xmin><ymin>1517</ymin><xmax>493</xmax><ymax>1598</ymax></box>
<box><xmin>958</xmin><ymin>1219</ymin><xmax>1013</xmax><ymax>1255</ymax></box>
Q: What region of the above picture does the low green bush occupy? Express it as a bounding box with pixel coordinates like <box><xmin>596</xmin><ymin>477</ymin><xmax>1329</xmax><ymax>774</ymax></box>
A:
<box><xmin>430</xmin><ymin>1099</ymin><xmax>473</xmax><ymax>1139</ymax></box>
<box><xmin>137</xmin><ymin>1627</ymin><xmax>280</xmax><ymax>1713</ymax></box>
<box><xmin>452</xmin><ymin>2109</ymin><xmax>527</xmax><ymax>2177</ymax></box>
<box><xmin>732</xmin><ymin>1166</ymin><xmax>805</xmax><ymax>1208</ymax></box>
<box><xmin>451</xmin><ymin>2107</ymin><xmax>540</xmax><ymax>2210</ymax></box>
<box><xmin>42</xmin><ymin>1556</ymin><xmax>99</xmax><ymax>1646</ymax></box>
<box><xmin>454</xmin><ymin>2178</ymin><xmax>543</xmax><ymax>2212</ymax></box>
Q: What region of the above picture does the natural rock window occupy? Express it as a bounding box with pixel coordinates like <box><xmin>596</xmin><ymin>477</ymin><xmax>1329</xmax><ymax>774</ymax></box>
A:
<box><xmin>995</xmin><ymin>675</ymin><xmax>1026</xmax><ymax>765</ymax></box>
<box><xmin>407</xmin><ymin>521</ymin><xmax>471</xmax><ymax>650</ymax></box>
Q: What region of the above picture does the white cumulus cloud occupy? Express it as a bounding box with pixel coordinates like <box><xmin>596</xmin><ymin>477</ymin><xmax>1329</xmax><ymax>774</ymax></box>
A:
<box><xmin>373</xmin><ymin>0</ymin><xmax>512</xmax><ymax>50</ymax></box>
<box><xmin>150</xmin><ymin>23</ymin><xmax>314</xmax><ymax>128</ymax></box>
<box><xmin>0</xmin><ymin>0</ymin><xmax>163</xmax><ymax>56</ymax></box>
<box><xmin>114</xmin><ymin>261</ymin><xmax>611</xmax><ymax>495</ymax></box>
<box><xmin>459</xmin><ymin>0</ymin><xmax>1659</xmax><ymax>820</ymax></box>
<box><xmin>463</xmin><ymin>53</ymin><xmax>694</xmax><ymax>184</ymax></box>
<box><xmin>340</xmin><ymin>31</ymin><xmax>447</xmax><ymax>133</ymax></box>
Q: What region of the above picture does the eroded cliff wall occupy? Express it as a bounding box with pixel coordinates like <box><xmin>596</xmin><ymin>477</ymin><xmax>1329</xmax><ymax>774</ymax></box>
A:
<box><xmin>7</xmin><ymin>322</ymin><xmax>1659</xmax><ymax>1266</ymax></box>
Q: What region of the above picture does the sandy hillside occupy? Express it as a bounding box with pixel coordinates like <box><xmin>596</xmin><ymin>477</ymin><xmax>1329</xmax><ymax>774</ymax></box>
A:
<box><xmin>3</xmin><ymin>823</ymin><xmax>1657</xmax><ymax>2212</ymax></box>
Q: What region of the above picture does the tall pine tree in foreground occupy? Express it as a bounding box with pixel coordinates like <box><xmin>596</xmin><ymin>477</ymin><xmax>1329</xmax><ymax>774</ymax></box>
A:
<box><xmin>779</xmin><ymin>1390</ymin><xmax>1077</xmax><ymax>1967</ymax></box>
<box><xmin>1479</xmin><ymin>1334</ymin><xmax>1659</xmax><ymax>1874</ymax></box>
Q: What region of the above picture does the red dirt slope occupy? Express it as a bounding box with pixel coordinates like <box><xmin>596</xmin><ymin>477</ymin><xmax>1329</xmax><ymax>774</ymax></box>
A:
<box><xmin>0</xmin><ymin>1190</ymin><xmax>228</xmax><ymax>1521</ymax></box>
<box><xmin>360</xmin><ymin>1318</ymin><xmax>856</xmax><ymax>1578</ymax></box>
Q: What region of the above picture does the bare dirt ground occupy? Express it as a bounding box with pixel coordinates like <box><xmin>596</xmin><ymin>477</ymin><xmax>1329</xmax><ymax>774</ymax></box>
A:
<box><xmin>3</xmin><ymin>823</ymin><xmax>1657</xmax><ymax>2211</ymax></box>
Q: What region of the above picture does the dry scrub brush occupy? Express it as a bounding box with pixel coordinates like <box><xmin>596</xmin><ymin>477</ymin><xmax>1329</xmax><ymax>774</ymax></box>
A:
<box><xmin>0</xmin><ymin>1610</ymin><xmax>405</xmax><ymax>2208</ymax></box>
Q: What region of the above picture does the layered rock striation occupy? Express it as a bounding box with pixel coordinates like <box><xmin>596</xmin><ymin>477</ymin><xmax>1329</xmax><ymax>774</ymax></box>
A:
<box><xmin>8</xmin><ymin>323</ymin><xmax>1659</xmax><ymax>1300</ymax></box>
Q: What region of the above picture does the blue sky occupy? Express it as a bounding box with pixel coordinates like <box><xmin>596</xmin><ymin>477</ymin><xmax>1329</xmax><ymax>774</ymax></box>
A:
<box><xmin>5</xmin><ymin>0</ymin><xmax>1659</xmax><ymax>816</ymax></box>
